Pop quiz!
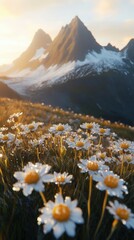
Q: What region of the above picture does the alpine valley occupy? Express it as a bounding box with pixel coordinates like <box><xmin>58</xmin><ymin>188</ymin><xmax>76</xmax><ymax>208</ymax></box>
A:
<box><xmin>0</xmin><ymin>16</ymin><xmax>134</xmax><ymax>124</ymax></box>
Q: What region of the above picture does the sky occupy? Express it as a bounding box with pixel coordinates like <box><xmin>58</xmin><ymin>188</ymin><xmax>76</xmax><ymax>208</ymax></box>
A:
<box><xmin>0</xmin><ymin>0</ymin><xmax>134</xmax><ymax>65</ymax></box>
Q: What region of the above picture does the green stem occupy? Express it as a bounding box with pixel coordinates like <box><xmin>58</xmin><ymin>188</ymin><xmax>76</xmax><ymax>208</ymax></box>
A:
<box><xmin>94</xmin><ymin>190</ymin><xmax>108</xmax><ymax>239</ymax></box>
<box><xmin>39</xmin><ymin>192</ymin><xmax>47</xmax><ymax>204</ymax></box>
<box><xmin>87</xmin><ymin>175</ymin><xmax>92</xmax><ymax>223</ymax></box>
<box><xmin>120</xmin><ymin>153</ymin><xmax>125</xmax><ymax>176</ymax></box>
<box><xmin>58</xmin><ymin>184</ymin><xmax>62</xmax><ymax>195</ymax></box>
<box><xmin>106</xmin><ymin>219</ymin><xmax>118</xmax><ymax>240</ymax></box>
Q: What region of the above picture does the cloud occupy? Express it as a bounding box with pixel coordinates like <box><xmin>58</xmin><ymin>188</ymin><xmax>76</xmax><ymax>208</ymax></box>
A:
<box><xmin>93</xmin><ymin>0</ymin><xmax>121</xmax><ymax>17</ymax></box>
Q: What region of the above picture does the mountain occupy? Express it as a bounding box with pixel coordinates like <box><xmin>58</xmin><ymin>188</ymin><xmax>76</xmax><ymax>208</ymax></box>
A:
<box><xmin>43</xmin><ymin>16</ymin><xmax>101</xmax><ymax>67</ymax></box>
<box><xmin>0</xmin><ymin>17</ymin><xmax>134</xmax><ymax>124</ymax></box>
<box><xmin>121</xmin><ymin>38</ymin><xmax>134</xmax><ymax>62</ymax></box>
<box><xmin>3</xmin><ymin>29</ymin><xmax>52</xmax><ymax>74</ymax></box>
<box><xmin>105</xmin><ymin>43</ymin><xmax>119</xmax><ymax>52</ymax></box>
<box><xmin>0</xmin><ymin>81</ymin><xmax>21</xmax><ymax>99</ymax></box>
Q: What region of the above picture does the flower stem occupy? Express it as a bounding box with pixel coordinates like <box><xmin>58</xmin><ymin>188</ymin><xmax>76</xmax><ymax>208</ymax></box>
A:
<box><xmin>58</xmin><ymin>184</ymin><xmax>62</xmax><ymax>195</ymax></box>
<box><xmin>120</xmin><ymin>153</ymin><xmax>125</xmax><ymax>176</ymax></box>
<box><xmin>106</xmin><ymin>219</ymin><xmax>118</xmax><ymax>240</ymax></box>
<box><xmin>94</xmin><ymin>190</ymin><xmax>108</xmax><ymax>239</ymax></box>
<box><xmin>39</xmin><ymin>192</ymin><xmax>47</xmax><ymax>204</ymax></box>
<box><xmin>87</xmin><ymin>175</ymin><xmax>92</xmax><ymax>223</ymax></box>
<box><xmin>86</xmin><ymin>175</ymin><xmax>92</xmax><ymax>236</ymax></box>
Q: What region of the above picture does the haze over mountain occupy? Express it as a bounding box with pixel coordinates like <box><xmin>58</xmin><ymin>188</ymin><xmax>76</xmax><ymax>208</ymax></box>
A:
<box><xmin>0</xmin><ymin>16</ymin><xmax>134</xmax><ymax>124</ymax></box>
<box><xmin>5</xmin><ymin>29</ymin><xmax>52</xmax><ymax>73</ymax></box>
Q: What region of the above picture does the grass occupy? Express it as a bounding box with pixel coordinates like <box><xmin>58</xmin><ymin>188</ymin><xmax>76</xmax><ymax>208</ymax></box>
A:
<box><xmin>0</xmin><ymin>97</ymin><xmax>134</xmax><ymax>240</ymax></box>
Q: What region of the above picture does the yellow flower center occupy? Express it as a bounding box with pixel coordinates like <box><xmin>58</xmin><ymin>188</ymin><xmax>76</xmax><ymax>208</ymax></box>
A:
<box><xmin>28</xmin><ymin>124</ymin><xmax>35</xmax><ymax>130</ymax></box>
<box><xmin>104</xmin><ymin>175</ymin><xmax>118</xmax><ymax>188</ymax></box>
<box><xmin>86</xmin><ymin>123</ymin><xmax>93</xmax><ymax>129</ymax></box>
<box><xmin>87</xmin><ymin>162</ymin><xmax>99</xmax><ymax>171</ymax></box>
<box><xmin>56</xmin><ymin>125</ymin><xmax>64</xmax><ymax>131</ymax></box>
<box><xmin>52</xmin><ymin>204</ymin><xmax>70</xmax><ymax>222</ymax></box>
<box><xmin>120</xmin><ymin>142</ymin><xmax>129</xmax><ymax>149</ymax></box>
<box><xmin>24</xmin><ymin>171</ymin><xmax>39</xmax><ymax>184</ymax></box>
<box><xmin>56</xmin><ymin>176</ymin><xmax>65</xmax><ymax>183</ymax></box>
<box><xmin>116</xmin><ymin>208</ymin><xmax>129</xmax><ymax>220</ymax></box>
<box><xmin>100</xmin><ymin>153</ymin><xmax>105</xmax><ymax>159</ymax></box>
<box><xmin>99</xmin><ymin>128</ymin><xmax>106</xmax><ymax>134</ymax></box>
<box><xmin>2</xmin><ymin>135</ymin><xmax>9</xmax><ymax>141</ymax></box>
<box><xmin>76</xmin><ymin>141</ymin><xmax>84</xmax><ymax>147</ymax></box>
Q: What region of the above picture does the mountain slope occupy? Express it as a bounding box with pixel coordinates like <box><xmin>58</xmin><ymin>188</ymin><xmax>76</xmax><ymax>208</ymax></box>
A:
<box><xmin>6</xmin><ymin>29</ymin><xmax>52</xmax><ymax>74</ymax></box>
<box><xmin>43</xmin><ymin>16</ymin><xmax>102</xmax><ymax>67</ymax></box>
<box><xmin>121</xmin><ymin>38</ymin><xmax>134</xmax><ymax>62</ymax></box>
<box><xmin>0</xmin><ymin>81</ymin><xmax>22</xmax><ymax>99</ymax></box>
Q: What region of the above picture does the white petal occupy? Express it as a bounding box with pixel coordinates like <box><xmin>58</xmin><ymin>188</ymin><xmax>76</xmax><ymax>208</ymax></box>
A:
<box><xmin>70</xmin><ymin>199</ymin><xmax>78</xmax><ymax>209</ymax></box>
<box><xmin>40</xmin><ymin>165</ymin><xmax>51</xmax><ymax>175</ymax></box>
<box><xmin>34</xmin><ymin>181</ymin><xmax>44</xmax><ymax>192</ymax></box>
<box><xmin>71</xmin><ymin>208</ymin><xmax>84</xmax><ymax>223</ymax></box>
<box><xmin>43</xmin><ymin>219</ymin><xmax>55</xmax><ymax>233</ymax></box>
<box><xmin>64</xmin><ymin>220</ymin><xmax>76</xmax><ymax>237</ymax></box>
<box><xmin>23</xmin><ymin>185</ymin><xmax>33</xmax><ymax>196</ymax></box>
<box><xmin>53</xmin><ymin>222</ymin><xmax>65</xmax><ymax>239</ymax></box>
<box><xmin>42</xmin><ymin>174</ymin><xmax>54</xmax><ymax>182</ymax></box>
<box><xmin>14</xmin><ymin>172</ymin><xmax>24</xmax><ymax>181</ymax></box>
<box><xmin>55</xmin><ymin>194</ymin><xmax>64</xmax><ymax>204</ymax></box>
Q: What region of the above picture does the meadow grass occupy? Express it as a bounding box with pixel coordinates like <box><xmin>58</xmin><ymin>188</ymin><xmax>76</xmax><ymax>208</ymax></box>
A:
<box><xmin>0</xmin><ymin>98</ymin><xmax>134</xmax><ymax>240</ymax></box>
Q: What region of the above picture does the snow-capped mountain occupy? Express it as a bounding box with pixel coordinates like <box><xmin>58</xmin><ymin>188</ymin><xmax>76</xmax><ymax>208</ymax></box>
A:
<box><xmin>0</xmin><ymin>16</ymin><xmax>134</xmax><ymax>124</ymax></box>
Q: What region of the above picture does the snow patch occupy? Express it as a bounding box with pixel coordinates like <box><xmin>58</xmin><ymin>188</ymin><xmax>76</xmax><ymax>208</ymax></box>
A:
<box><xmin>76</xmin><ymin>48</ymin><xmax>125</xmax><ymax>72</ymax></box>
<box><xmin>30</xmin><ymin>48</ymin><xmax>45</xmax><ymax>61</ymax></box>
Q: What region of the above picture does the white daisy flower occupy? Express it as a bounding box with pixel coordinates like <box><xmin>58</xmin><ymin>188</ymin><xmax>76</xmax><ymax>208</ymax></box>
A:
<box><xmin>66</xmin><ymin>137</ymin><xmax>91</xmax><ymax>150</ymax></box>
<box><xmin>94</xmin><ymin>170</ymin><xmax>128</xmax><ymax>198</ymax></box>
<box><xmin>38</xmin><ymin>193</ymin><xmax>84</xmax><ymax>239</ymax></box>
<box><xmin>13</xmin><ymin>162</ymin><xmax>53</xmax><ymax>196</ymax></box>
<box><xmin>80</xmin><ymin>122</ymin><xmax>100</xmax><ymax>133</ymax></box>
<box><xmin>78</xmin><ymin>155</ymin><xmax>109</xmax><ymax>178</ymax></box>
<box><xmin>49</xmin><ymin>124</ymin><xmax>72</xmax><ymax>135</ymax></box>
<box><xmin>7</xmin><ymin>112</ymin><xmax>23</xmax><ymax>123</ymax></box>
<box><xmin>0</xmin><ymin>133</ymin><xmax>15</xmax><ymax>144</ymax></box>
<box><xmin>29</xmin><ymin>138</ymin><xmax>45</xmax><ymax>147</ymax></box>
<box><xmin>107</xmin><ymin>200</ymin><xmax>134</xmax><ymax>229</ymax></box>
<box><xmin>112</xmin><ymin>139</ymin><xmax>134</xmax><ymax>153</ymax></box>
<box><xmin>93</xmin><ymin>127</ymin><xmax>111</xmax><ymax>136</ymax></box>
<box><xmin>52</xmin><ymin>172</ymin><xmax>73</xmax><ymax>185</ymax></box>
<box><xmin>20</xmin><ymin>121</ymin><xmax>44</xmax><ymax>133</ymax></box>
<box><xmin>96</xmin><ymin>152</ymin><xmax>113</xmax><ymax>163</ymax></box>
<box><xmin>0</xmin><ymin>127</ymin><xmax>8</xmax><ymax>132</ymax></box>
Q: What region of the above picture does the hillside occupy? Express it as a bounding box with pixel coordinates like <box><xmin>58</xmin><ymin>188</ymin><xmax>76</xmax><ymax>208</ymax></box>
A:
<box><xmin>0</xmin><ymin>98</ymin><xmax>134</xmax><ymax>240</ymax></box>
<box><xmin>0</xmin><ymin>82</ymin><xmax>22</xmax><ymax>99</ymax></box>
<box><xmin>0</xmin><ymin>98</ymin><xmax>133</xmax><ymax>140</ymax></box>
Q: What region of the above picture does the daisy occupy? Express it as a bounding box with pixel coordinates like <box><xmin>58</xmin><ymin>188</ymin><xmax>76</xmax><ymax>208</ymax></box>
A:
<box><xmin>107</xmin><ymin>200</ymin><xmax>134</xmax><ymax>229</ymax></box>
<box><xmin>66</xmin><ymin>137</ymin><xmax>91</xmax><ymax>150</ymax></box>
<box><xmin>94</xmin><ymin>127</ymin><xmax>111</xmax><ymax>136</ymax></box>
<box><xmin>7</xmin><ymin>112</ymin><xmax>23</xmax><ymax>123</ymax></box>
<box><xmin>52</xmin><ymin>172</ymin><xmax>73</xmax><ymax>185</ymax></box>
<box><xmin>0</xmin><ymin>133</ymin><xmax>15</xmax><ymax>144</ymax></box>
<box><xmin>20</xmin><ymin>121</ymin><xmax>44</xmax><ymax>133</ymax></box>
<box><xmin>80</xmin><ymin>122</ymin><xmax>100</xmax><ymax>133</ymax></box>
<box><xmin>38</xmin><ymin>193</ymin><xmax>84</xmax><ymax>239</ymax></box>
<box><xmin>78</xmin><ymin>155</ymin><xmax>109</xmax><ymax>178</ymax></box>
<box><xmin>96</xmin><ymin>152</ymin><xmax>113</xmax><ymax>163</ymax></box>
<box><xmin>13</xmin><ymin>162</ymin><xmax>53</xmax><ymax>196</ymax></box>
<box><xmin>29</xmin><ymin>138</ymin><xmax>45</xmax><ymax>147</ymax></box>
<box><xmin>112</xmin><ymin>139</ymin><xmax>134</xmax><ymax>153</ymax></box>
<box><xmin>49</xmin><ymin>123</ymin><xmax>72</xmax><ymax>135</ymax></box>
<box><xmin>94</xmin><ymin>170</ymin><xmax>128</xmax><ymax>198</ymax></box>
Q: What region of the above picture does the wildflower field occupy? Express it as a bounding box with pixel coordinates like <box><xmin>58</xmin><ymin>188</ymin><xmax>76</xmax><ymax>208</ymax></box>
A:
<box><xmin>0</xmin><ymin>98</ymin><xmax>134</xmax><ymax>240</ymax></box>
